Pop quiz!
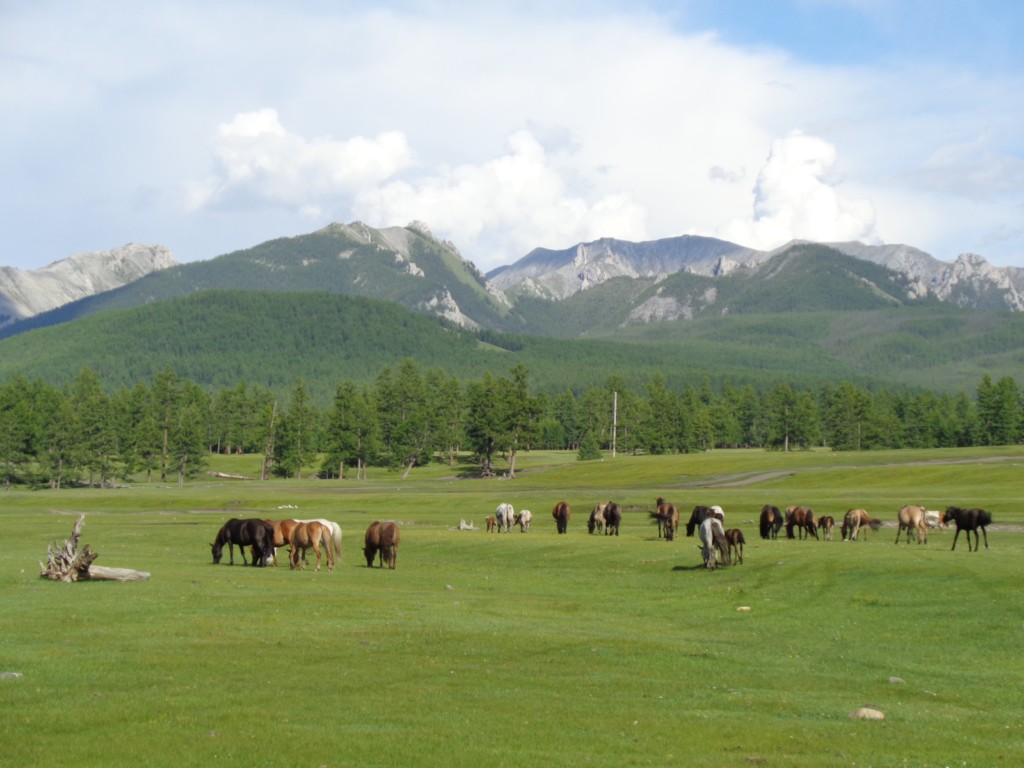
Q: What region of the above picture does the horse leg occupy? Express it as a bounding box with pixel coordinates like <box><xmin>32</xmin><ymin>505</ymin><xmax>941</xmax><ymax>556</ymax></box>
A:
<box><xmin>981</xmin><ymin>527</ymin><xmax>989</xmax><ymax>550</ymax></box>
<box><xmin>950</xmin><ymin>529</ymin><xmax>960</xmax><ymax>551</ymax></box>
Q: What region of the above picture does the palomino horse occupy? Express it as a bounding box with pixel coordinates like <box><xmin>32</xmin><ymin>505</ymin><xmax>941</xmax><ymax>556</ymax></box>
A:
<box><xmin>552</xmin><ymin>501</ymin><xmax>572</xmax><ymax>534</ymax></box>
<box><xmin>943</xmin><ymin>506</ymin><xmax>992</xmax><ymax>552</ymax></box>
<box><xmin>698</xmin><ymin>517</ymin><xmax>730</xmax><ymax>570</ymax></box>
<box><xmin>495</xmin><ymin>503</ymin><xmax>515</xmax><ymax>533</ymax></box>
<box><xmin>589</xmin><ymin>503</ymin><xmax>607</xmax><ymax>534</ymax></box>
<box><xmin>513</xmin><ymin>509</ymin><xmax>533</xmax><ymax>532</ymax></box>
<box><xmin>651</xmin><ymin>498</ymin><xmax>680</xmax><ymax>540</ymax></box>
<box><xmin>289</xmin><ymin>521</ymin><xmax>334</xmax><ymax>572</ymax></box>
<box><xmin>895</xmin><ymin>505</ymin><xmax>928</xmax><ymax>545</ymax></box>
<box><xmin>817</xmin><ymin>516</ymin><xmax>836</xmax><ymax>541</ymax></box>
<box><xmin>785</xmin><ymin>506</ymin><xmax>819</xmax><ymax>540</ymax></box>
<box><xmin>842</xmin><ymin>508</ymin><xmax>882</xmax><ymax>541</ymax></box>
<box><xmin>603</xmin><ymin>502</ymin><xmax>622</xmax><ymax>536</ymax></box>
<box><xmin>211</xmin><ymin>518</ymin><xmax>274</xmax><ymax>566</ymax></box>
<box><xmin>759</xmin><ymin>505</ymin><xmax>784</xmax><ymax>540</ymax></box>
<box><xmin>724</xmin><ymin>528</ymin><xmax>745</xmax><ymax>564</ymax></box>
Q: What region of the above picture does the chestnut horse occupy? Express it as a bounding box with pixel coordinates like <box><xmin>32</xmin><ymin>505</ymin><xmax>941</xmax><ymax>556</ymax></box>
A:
<box><xmin>724</xmin><ymin>528</ymin><xmax>745</xmax><ymax>564</ymax></box>
<box><xmin>895</xmin><ymin>505</ymin><xmax>928</xmax><ymax>545</ymax></box>
<box><xmin>289</xmin><ymin>521</ymin><xmax>334</xmax><ymax>572</ymax></box>
<box><xmin>651</xmin><ymin>498</ymin><xmax>680</xmax><ymax>540</ymax></box>
<box><xmin>379</xmin><ymin>522</ymin><xmax>400</xmax><ymax>569</ymax></box>
<box><xmin>842</xmin><ymin>508</ymin><xmax>882</xmax><ymax>541</ymax></box>
<box><xmin>759</xmin><ymin>505</ymin><xmax>784</xmax><ymax>540</ymax></box>
<box><xmin>363</xmin><ymin>521</ymin><xmax>382</xmax><ymax>566</ymax></box>
<box><xmin>943</xmin><ymin>506</ymin><xmax>992</xmax><ymax>552</ymax></box>
<box><xmin>817</xmin><ymin>515</ymin><xmax>835</xmax><ymax>541</ymax></box>
<box><xmin>785</xmin><ymin>506</ymin><xmax>819</xmax><ymax>540</ymax></box>
<box><xmin>552</xmin><ymin>501</ymin><xmax>572</xmax><ymax>534</ymax></box>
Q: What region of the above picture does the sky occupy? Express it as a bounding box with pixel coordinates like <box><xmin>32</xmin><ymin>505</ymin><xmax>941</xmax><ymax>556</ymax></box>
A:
<box><xmin>3</xmin><ymin>0</ymin><xmax>1024</xmax><ymax>273</ymax></box>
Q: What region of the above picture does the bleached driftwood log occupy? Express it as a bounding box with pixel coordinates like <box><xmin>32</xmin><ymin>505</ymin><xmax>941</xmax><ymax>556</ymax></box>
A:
<box><xmin>39</xmin><ymin>515</ymin><xmax>150</xmax><ymax>582</ymax></box>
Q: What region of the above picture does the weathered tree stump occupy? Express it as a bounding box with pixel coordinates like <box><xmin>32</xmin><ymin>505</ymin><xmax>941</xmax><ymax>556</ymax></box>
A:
<box><xmin>39</xmin><ymin>515</ymin><xmax>150</xmax><ymax>582</ymax></box>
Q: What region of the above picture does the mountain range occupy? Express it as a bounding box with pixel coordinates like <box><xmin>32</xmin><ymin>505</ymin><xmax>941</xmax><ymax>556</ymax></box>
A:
<box><xmin>2</xmin><ymin>222</ymin><xmax>1023</xmax><ymax>400</ymax></box>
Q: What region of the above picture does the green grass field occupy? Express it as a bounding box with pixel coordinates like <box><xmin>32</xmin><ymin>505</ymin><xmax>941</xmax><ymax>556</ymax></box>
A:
<box><xmin>2</xmin><ymin>447</ymin><xmax>1023</xmax><ymax>767</ymax></box>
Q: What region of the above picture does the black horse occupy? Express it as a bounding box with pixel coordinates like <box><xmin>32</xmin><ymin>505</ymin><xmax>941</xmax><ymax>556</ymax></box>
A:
<box><xmin>759</xmin><ymin>505</ymin><xmax>784</xmax><ymax>540</ymax></box>
<box><xmin>211</xmin><ymin>518</ymin><xmax>274</xmax><ymax>566</ymax></box>
<box><xmin>603</xmin><ymin>502</ymin><xmax>621</xmax><ymax>536</ymax></box>
<box><xmin>943</xmin><ymin>506</ymin><xmax>992</xmax><ymax>552</ymax></box>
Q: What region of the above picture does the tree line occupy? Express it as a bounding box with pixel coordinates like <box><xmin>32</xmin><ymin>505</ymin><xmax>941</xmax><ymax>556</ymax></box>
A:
<box><xmin>0</xmin><ymin>362</ymin><xmax>1020</xmax><ymax>489</ymax></box>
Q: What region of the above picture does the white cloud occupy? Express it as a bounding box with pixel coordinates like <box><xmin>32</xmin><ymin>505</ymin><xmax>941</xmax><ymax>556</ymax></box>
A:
<box><xmin>186</xmin><ymin>108</ymin><xmax>414</xmax><ymax>214</ymax></box>
<box><xmin>717</xmin><ymin>132</ymin><xmax>878</xmax><ymax>250</ymax></box>
<box><xmin>353</xmin><ymin>130</ymin><xmax>648</xmax><ymax>265</ymax></box>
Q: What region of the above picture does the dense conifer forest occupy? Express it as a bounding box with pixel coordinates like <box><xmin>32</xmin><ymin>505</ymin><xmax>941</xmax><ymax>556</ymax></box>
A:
<box><xmin>0</xmin><ymin>359</ymin><xmax>1018</xmax><ymax>489</ymax></box>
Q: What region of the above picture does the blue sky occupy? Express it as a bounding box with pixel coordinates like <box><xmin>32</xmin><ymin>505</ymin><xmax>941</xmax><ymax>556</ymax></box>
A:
<box><xmin>3</xmin><ymin>0</ymin><xmax>1024</xmax><ymax>271</ymax></box>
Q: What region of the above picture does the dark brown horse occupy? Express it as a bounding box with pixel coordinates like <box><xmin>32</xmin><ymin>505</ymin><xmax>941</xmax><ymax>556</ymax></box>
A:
<box><xmin>289</xmin><ymin>521</ymin><xmax>334</xmax><ymax>572</ymax></box>
<box><xmin>724</xmin><ymin>528</ymin><xmax>745</xmax><ymax>564</ymax></box>
<box><xmin>817</xmin><ymin>515</ymin><xmax>835</xmax><ymax>541</ymax></box>
<box><xmin>379</xmin><ymin>522</ymin><xmax>400</xmax><ymax>569</ymax></box>
<box><xmin>759</xmin><ymin>505</ymin><xmax>784</xmax><ymax>540</ymax></box>
<box><xmin>943</xmin><ymin>506</ymin><xmax>992</xmax><ymax>552</ymax></box>
<box><xmin>785</xmin><ymin>506</ymin><xmax>819</xmax><ymax>540</ymax></box>
<box><xmin>685</xmin><ymin>505</ymin><xmax>723</xmax><ymax>538</ymax></box>
<box><xmin>552</xmin><ymin>501</ymin><xmax>572</xmax><ymax>534</ymax></box>
<box><xmin>211</xmin><ymin>518</ymin><xmax>274</xmax><ymax>566</ymax></box>
<box><xmin>651</xmin><ymin>497</ymin><xmax>679</xmax><ymax>540</ymax></box>
<box><xmin>603</xmin><ymin>502</ymin><xmax>621</xmax><ymax>536</ymax></box>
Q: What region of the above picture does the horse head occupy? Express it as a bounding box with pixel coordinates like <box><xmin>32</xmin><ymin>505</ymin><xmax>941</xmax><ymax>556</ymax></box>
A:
<box><xmin>210</xmin><ymin>541</ymin><xmax>223</xmax><ymax>564</ymax></box>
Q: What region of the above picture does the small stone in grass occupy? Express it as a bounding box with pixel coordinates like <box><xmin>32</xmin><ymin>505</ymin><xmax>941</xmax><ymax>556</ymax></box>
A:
<box><xmin>849</xmin><ymin>707</ymin><xmax>885</xmax><ymax>720</ymax></box>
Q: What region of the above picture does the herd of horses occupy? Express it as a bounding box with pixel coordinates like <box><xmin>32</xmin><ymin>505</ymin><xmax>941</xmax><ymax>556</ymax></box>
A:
<box><xmin>210</xmin><ymin>517</ymin><xmax>400</xmax><ymax>571</ymax></box>
<box><xmin>210</xmin><ymin>498</ymin><xmax>993</xmax><ymax>576</ymax></box>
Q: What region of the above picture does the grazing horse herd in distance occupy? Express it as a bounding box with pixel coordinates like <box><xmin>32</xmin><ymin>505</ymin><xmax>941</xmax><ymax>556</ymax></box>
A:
<box><xmin>209</xmin><ymin>496</ymin><xmax>994</xmax><ymax>575</ymax></box>
<box><xmin>210</xmin><ymin>517</ymin><xmax>400</xmax><ymax>571</ymax></box>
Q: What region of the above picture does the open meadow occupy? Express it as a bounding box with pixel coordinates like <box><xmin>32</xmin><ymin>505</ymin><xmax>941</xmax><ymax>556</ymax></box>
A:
<box><xmin>2</xmin><ymin>447</ymin><xmax>1023</xmax><ymax>767</ymax></box>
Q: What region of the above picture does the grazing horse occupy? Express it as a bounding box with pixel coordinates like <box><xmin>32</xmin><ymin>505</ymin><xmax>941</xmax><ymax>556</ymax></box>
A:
<box><xmin>514</xmin><ymin>509</ymin><xmax>533</xmax><ymax>532</ymax></box>
<box><xmin>364</xmin><ymin>521</ymin><xmax>383</xmax><ymax>566</ymax></box>
<box><xmin>651</xmin><ymin>498</ymin><xmax>680</xmax><ymax>540</ymax></box>
<box><xmin>485</xmin><ymin>515</ymin><xmax>497</xmax><ymax>533</ymax></box>
<box><xmin>603</xmin><ymin>502</ymin><xmax>622</xmax><ymax>536</ymax></box>
<box><xmin>589</xmin><ymin>503</ymin><xmax>607</xmax><ymax>535</ymax></box>
<box><xmin>288</xmin><ymin>521</ymin><xmax>335</xmax><ymax>572</ymax></box>
<box><xmin>378</xmin><ymin>522</ymin><xmax>400</xmax><ymax>569</ymax></box>
<box><xmin>495</xmin><ymin>503</ymin><xmax>515</xmax><ymax>533</ymax></box>
<box><xmin>924</xmin><ymin>510</ymin><xmax>944</xmax><ymax>530</ymax></box>
<box><xmin>698</xmin><ymin>517</ymin><xmax>730</xmax><ymax>570</ymax></box>
<box><xmin>759</xmin><ymin>505</ymin><xmax>785</xmax><ymax>540</ymax></box>
<box><xmin>895</xmin><ymin>505</ymin><xmax>928</xmax><ymax>545</ymax></box>
<box><xmin>685</xmin><ymin>505</ymin><xmax>724</xmax><ymax>538</ymax></box>
<box><xmin>785</xmin><ymin>506</ymin><xmax>818</xmax><ymax>540</ymax></box>
<box><xmin>211</xmin><ymin>518</ymin><xmax>274</xmax><ymax>566</ymax></box>
<box><xmin>817</xmin><ymin>515</ymin><xmax>835</xmax><ymax>541</ymax></box>
<box><xmin>842</xmin><ymin>508</ymin><xmax>882</xmax><ymax>541</ymax></box>
<box><xmin>552</xmin><ymin>501</ymin><xmax>572</xmax><ymax>534</ymax></box>
<box><xmin>943</xmin><ymin>506</ymin><xmax>992</xmax><ymax>552</ymax></box>
<box><xmin>724</xmin><ymin>528</ymin><xmax>745</xmax><ymax>564</ymax></box>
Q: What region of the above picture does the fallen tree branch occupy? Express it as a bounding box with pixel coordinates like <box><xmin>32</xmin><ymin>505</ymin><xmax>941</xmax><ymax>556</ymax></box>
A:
<box><xmin>39</xmin><ymin>515</ymin><xmax>150</xmax><ymax>582</ymax></box>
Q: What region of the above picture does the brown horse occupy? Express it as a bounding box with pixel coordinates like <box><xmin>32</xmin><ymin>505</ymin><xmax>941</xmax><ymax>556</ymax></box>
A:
<box><xmin>842</xmin><ymin>508</ymin><xmax>882</xmax><ymax>541</ymax></box>
<box><xmin>724</xmin><ymin>528</ymin><xmax>745</xmax><ymax>564</ymax></box>
<box><xmin>603</xmin><ymin>502</ymin><xmax>622</xmax><ymax>536</ymax></box>
<box><xmin>552</xmin><ymin>501</ymin><xmax>572</xmax><ymax>534</ymax></box>
<box><xmin>485</xmin><ymin>515</ymin><xmax>497</xmax><ymax>533</ymax></box>
<box><xmin>379</xmin><ymin>522</ymin><xmax>400</xmax><ymax>569</ymax></box>
<box><xmin>759</xmin><ymin>505</ymin><xmax>784</xmax><ymax>540</ymax></box>
<box><xmin>817</xmin><ymin>515</ymin><xmax>835</xmax><ymax>541</ymax></box>
<box><xmin>785</xmin><ymin>506</ymin><xmax>819</xmax><ymax>540</ymax></box>
<box><xmin>895</xmin><ymin>505</ymin><xmax>928</xmax><ymax>545</ymax></box>
<box><xmin>943</xmin><ymin>506</ymin><xmax>992</xmax><ymax>552</ymax></box>
<box><xmin>651</xmin><ymin>497</ymin><xmax>680</xmax><ymax>540</ymax></box>
<box><xmin>289</xmin><ymin>521</ymin><xmax>334</xmax><ymax>572</ymax></box>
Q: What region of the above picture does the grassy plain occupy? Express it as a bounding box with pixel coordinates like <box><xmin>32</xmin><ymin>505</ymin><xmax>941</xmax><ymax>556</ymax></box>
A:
<box><xmin>2</xmin><ymin>447</ymin><xmax>1023</xmax><ymax>767</ymax></box>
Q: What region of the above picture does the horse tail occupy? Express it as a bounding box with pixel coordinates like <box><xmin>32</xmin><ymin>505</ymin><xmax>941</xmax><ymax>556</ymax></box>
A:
<box><xmin>329</xmin><ymin>523</ymin><xmax>343</xmax><ymax>558</ymax></box>
<box><xmin>979</xmin><ymin>509</ymin><xmax>993</xmax><ymax>526</ymax></box>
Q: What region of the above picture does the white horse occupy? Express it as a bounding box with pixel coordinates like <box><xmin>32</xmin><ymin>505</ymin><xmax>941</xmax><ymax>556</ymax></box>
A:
<box><xmin>514</xmin><ymin>509</ymin><xmax>532</xmax><ymax>532</ymax></box>
<box><xmin>698</xmin><ymin>517</ymin><xmax>729</xmax><ymax>570</ymax></box>
<box><xmin>495</xmin><ymin>503</ymin><xmax>515</xmax><ymax>533</ymax></box>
